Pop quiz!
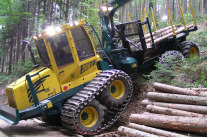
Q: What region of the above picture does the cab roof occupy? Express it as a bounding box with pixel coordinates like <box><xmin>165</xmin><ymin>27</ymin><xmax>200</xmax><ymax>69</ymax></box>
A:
<box><xmin>33</xmin><ymin>19</ymin><xmax>86</xmax><ymax>40</ymax></box>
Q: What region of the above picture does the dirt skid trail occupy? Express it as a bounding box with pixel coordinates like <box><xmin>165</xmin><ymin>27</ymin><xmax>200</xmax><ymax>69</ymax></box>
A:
<box><xmin>0</xmin><ymin>119</ymin><xmax>70</xmax><ymax>137</ymax></box>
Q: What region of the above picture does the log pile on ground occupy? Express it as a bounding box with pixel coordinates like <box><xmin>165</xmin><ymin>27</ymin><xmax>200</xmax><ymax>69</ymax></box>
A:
<box><xmin>118</xmin><ymin>82</ymin><xmax>207</xmax><ymax>136</ymax></box>
<box><xmin>131</xmin><ymin>24</ymin><xmax>194</xmax><ymax>49</ymax></box>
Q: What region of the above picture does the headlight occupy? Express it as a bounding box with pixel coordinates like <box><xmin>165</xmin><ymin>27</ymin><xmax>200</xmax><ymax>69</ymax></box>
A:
<box><xmin>101</xmin><ymin>6</ymin><xmax>108</xmax><ymax>12</ymax></box>
<box><xmin>108</xmin><ymin>7</ymin><xmax>113</xmax><ymax>11</ymax></box>
<box><xmin>69</xmin><ymin>23</ymin><xmax>74</xmax><ymax>27</ymax></box>
<box><xmin>46</xmin><ymin>26</ymin><xmax>62</xmax><ymax>36</ymax></box>
<box><xmin>74</xmin><ymin>21</ymin><xmax>80</xmax><ymax>26</ymax></box>
<box><xmin>33</xmin><ymin>36</ymin><xmax>37</xmax><ymax>40</ymax></box>
<box><xmin>55</xmin><ymin>26</ymin><xmax>62</xmax><ymax>32</ymax></box>
<box><xmin>46</xmin><ymin>26</ymin><xmax>56</xmax><ymax>36</ymax></box>
<box><xmin>101</xmin><ymin>6</ymin><xmax>113</xmax><ymax>12</ymax></box>
<box><xmin>38</xmin><ymin>33</ymin><xmax>42</xmax><ymax>37</ymax></box>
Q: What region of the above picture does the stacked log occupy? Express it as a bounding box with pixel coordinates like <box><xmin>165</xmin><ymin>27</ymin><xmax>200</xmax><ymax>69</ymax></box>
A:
<box><xmin>118</xmin><ymin>82</ymin><xmax>207</xmax><ymax>136</ymax></box>
<box><xmin>131</xmin><ymin>24</ymin><xmax>194</xmax><ymax>49</ymax></box>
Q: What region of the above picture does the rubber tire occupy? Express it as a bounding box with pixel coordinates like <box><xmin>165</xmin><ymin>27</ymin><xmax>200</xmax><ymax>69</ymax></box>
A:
<box><xmin>99</xmin><ymin>71</ymin><xmax>132</xmax><ymax>108</ymax></box>
<box><xmin>77</xmin><ymin>99</ymin><xmax>104</xmax><ymax>132</ymax></box>
<box><xmin>180</xmin><ymin>41</ymin><xmax>200</xmax><ymax>58</ymax></box>
<box><xmin>41</xmin><ymin>114</ymin><xmax>62</xmax><ymax>126</ymax></box>
<box><xmin>159</xmin><ymin>50</ymin><xmax>184</xmax><ymax>64</ymax></box>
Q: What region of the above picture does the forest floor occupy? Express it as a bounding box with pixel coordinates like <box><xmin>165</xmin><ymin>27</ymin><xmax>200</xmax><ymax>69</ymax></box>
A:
<box><xmin>0</xmin><ymin>20</ymin><xmax>207</xmax><ymax>137</ymax></box>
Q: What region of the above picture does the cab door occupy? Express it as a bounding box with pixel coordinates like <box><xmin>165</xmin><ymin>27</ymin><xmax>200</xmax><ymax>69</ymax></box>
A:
<box><xmin>47</xmin><ymin>31</ymin><xmax>78</xmax><ymax>84</ymax></box>
<box><xmin>70</xmin><ymin>26</ymin><xmax>99</xmax><ymax>77</ymax></box>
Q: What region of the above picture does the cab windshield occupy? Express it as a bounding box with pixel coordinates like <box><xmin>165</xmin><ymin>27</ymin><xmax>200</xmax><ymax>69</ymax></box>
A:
<box><xmin>47</xmin><ymin>32</ymin><xmax>74</xmax><ymax>69</ymax></box>
<box><xmin>36</xmin><ymin>39</ymin><xmax>51</xmax><ymax>67</ymax></box>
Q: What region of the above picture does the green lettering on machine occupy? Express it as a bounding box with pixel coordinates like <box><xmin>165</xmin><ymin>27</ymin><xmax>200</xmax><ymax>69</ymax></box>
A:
<box><xmin>80</xmin><ymin>60</ymin><xmax>95</xmax><ymax>74</ymax></box>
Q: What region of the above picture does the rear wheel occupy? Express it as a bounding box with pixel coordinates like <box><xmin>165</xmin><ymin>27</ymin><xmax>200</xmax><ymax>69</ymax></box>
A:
<box><xmin>180</xmin><ymin>41</ymin><xmax>199</xmax><ymax>58</ymax></box>
<box><xmin>99</xmin><ymin>70</ymin><xmax>133</xmax><ymax>108</ymax></box>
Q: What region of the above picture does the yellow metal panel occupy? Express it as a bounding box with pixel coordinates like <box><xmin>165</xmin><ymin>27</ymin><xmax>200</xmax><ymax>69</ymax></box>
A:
<box><xmin>127</xmin><ymin>12</ymin><xmax>135</xmax><ymax>39</ymax></box>
<box><xmin>178</xmin><ymin>0</ymin><xmax>187</xmax><ymax>30</ymax></box>
<box><xmin>166</xmin><ymin>2</ymin><xmax>176</xmax><ymax>36</ymax></box>
<box><xmin>47</xmin><ymin>102</ymin><xmax>53</xmax><ymax>108</ymax></box>
<box><xmin>144</xmin><ymin>8</ymin><xmax>148</xmax><ymax>18</ymax></box>
<box><xmin>189</xmin><ymin>0</ymin><xmax>197</xmax><ymax>26</ymax></box>
<box><xmin>140</xmin><ymin>9</ymin><xmax>146</xmax><ymax>34</ymax></box>
<box><xmin>6</xmin><ymin>68</ymin><xmax>61</xmax><ymax>111</ymax></box>
<box><xmin>151</xmin><ymin>7</ymin><xmax>157</xmax><ymax>31</ymax></box>
<box><xmin>6</xmin><ymin>88</ymin><xmax>17</xmax><ymax>108</ymax></box>
<box><xmin>61</xmin><ymin>70</ymin><xmax>101</xmax><ymax>92</ymax></box>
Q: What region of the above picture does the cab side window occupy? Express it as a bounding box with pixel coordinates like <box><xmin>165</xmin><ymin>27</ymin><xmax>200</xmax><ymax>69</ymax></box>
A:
<box><xmin>71</xmin><ymin>26</ymin><xmax>95</xmax><ymax>61</ymax></box>
<box><xmin>48</xmin><ymin>33</ymin><xmax>74</xmax><ymax>68</ymax></box>
<box><xmin>36</xmin><ymin>39</ymin><xmax>51</xmax><ymax>67</ymax></box>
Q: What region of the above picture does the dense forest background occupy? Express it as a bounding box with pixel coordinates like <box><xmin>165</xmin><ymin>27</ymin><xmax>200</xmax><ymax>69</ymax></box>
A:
<box><xmin>0</xmin><ymin>0</ymin><xmax>206</xmax><ymax>85</ymax></box>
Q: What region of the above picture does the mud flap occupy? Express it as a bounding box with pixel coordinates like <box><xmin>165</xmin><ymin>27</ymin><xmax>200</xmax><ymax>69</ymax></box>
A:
<box><xmin>0</xmin><ymin>104</ymin><xmax>20</xmax><ymax>125</ymax></box>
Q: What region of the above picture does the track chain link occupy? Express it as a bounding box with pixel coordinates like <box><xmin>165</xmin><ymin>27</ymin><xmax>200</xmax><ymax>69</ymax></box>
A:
<box><xmin>61</xmin><ymin>69</ymin><xmax>133</xmax><ymax>136</ymax></box>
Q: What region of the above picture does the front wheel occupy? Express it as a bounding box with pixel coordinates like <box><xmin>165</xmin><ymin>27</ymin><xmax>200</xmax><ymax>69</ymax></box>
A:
<box><xmin>61</xmin><ymin>99</ymin><xmax>104</xmax><ymax>134</ymax></box>
<box><xmin>77</xmin><ymin>99</ymin><xmax>104</xmax><ymax>131</ymax></box>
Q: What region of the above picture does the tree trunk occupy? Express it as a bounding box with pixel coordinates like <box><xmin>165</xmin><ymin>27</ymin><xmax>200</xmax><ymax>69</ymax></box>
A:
<box><xmin>196</xmin><ymin>0</ymin><xmax>200</xmax><ymax>17</ymax></box>
<box><xmin>53</xmin><ymin>0</ymin><xmax>57</xmax><ymax>23</ymax></box>
<box><xmin>43</xmin><ymin>0</ymin><xmax>46</xmax><ymax>15</ymax></box>
<box><xmin>46</xmin><ymin>0</ymin><xmax>51</xmax><ymax>22</ymax></box>
<box><xmin>118</xmin><ymin>126</ymin><xmax>159</xmax><ymax>137</ymax></box>
<box><xmin>163</xmin><ymin>0</ymin><xmax>167</xmax><ymax>16</ymax></box>
<box><xmin>142</xmin><ymin>99</ymin><xmax>207</xmax><ymax>114</ymax></box>
<box><xmin>50</xmin><ymin>0</ymin><xmax>53</xmax><ymax>23</ymax></box>
<box><xmin>59</xmin><ymin>0</ymin><xmax>62</xmax><ymax>20</ymax></box>
<box><xmin>154</xmin><ymin>82</ymin><xmax>207</xmax><ymax>97</ymax></box>
<box><xmin>135</xmin><ymin>1</ymin><xmax>138</xmax><ymax>19</ymax></box>
<box><xmin>176</xmin><ymin>0</ymin><xmax>180</xmax><ymax>21</ymax></box>
<box><xmin>0</xmin><ymin>57</ymin><xmax>1</xmax><ymax>69</ymax></box>
<box><xmin>37</xmin><ymin>1</ymin><xmax>40</xmax><ymax>29</ymax></box>
<box><xmin>1</xmin><ymin>55</ymin><xmax>5</xmax><ymax>73</ymax></box>
<box><xmin>172</xmin><ymin>0</ymin><xmax>175</xmax><ymax>21</ymax></box>
<box><xmin>129</xmin><ymin>123</ymin><xmax>188</xmax><ymax>137</ymax></box>
<box><xmin>205</xmin><ymin>0</ymin><xmax>207</xmax><ymax>14</ymax></box>
<box><xmin>183</xmin><ymin>0</ymin><xmax>187</xmax><ymax>14</ymax></box>
<box><xmin>8</xmin><ymin>37</ymin><xmax>14</xmax><ymax>74</ymax></box>
<box><xmin>22</xmin><ymin>1</ymin><xmax>30</xmax><ymax>61</ymax></box>
<box><xmin>16</xmin><ymin>31</ymin><xmax>21</xmax><ymax>67</ymax></box>
<box><xmin>130</xmin><ymin>113</ymin><xmax>207</xmax><ymax>133</ymax></box>
<box><xmin>121</xmin><ymin>5</ymin><xmax>126</xmax><ymax>23</ymax></box>
<box><xmin>147</xmin><ymin>92</ymin><xmax>207</xmax><ymax>106</ymax></box>
<box><xmin>200</xmin><ymin>0</ymin><xmax>204</xmax><ymax>15</ymax></box>
<box><xmin>12</xmin><ymin>36</ymin><xmax>16</xmax><ymax>71</ymax></box>
<box><xmin>138</xmin><ymin>0</ymin><xmax>141</xmax><ymax>19</ymax></box>
<box><xmin>146</xmin><ymin>105</ymin><xmax>205</xmax><ymax>117</ymax></box>
<box><xmin>65</xmin><ymin>0</ymin><xmax>69</xmax><ymax>21</ymax></box>
<box><xmin>188</xmin><ymin>88</ymin><xmax>207</xmax><ymax>91</ymax></box>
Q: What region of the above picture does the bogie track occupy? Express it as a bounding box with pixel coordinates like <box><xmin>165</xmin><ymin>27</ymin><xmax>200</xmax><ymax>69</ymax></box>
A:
<box><xmin>61</xmin><ymin>69</ymin><xmax>133</xmax><ymax>135</ymax></box>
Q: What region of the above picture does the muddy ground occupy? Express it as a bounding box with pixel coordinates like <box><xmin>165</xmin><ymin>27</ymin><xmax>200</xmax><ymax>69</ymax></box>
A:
<box><xmin>0</xmin><ymin>119</ymin><xmax>70</xmax><ymax>137</ymax></box>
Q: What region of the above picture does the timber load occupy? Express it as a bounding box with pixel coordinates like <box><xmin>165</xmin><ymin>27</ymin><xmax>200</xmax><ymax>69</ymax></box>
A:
<box><xmin>130</xmin><ymin>24</ymin><xmax>194</xmax><ymax>49</ymax></box>
<box><xmin>118</xmin><ymin>83</ymin><xmax>207</xmax><ymax>137</ymax></box>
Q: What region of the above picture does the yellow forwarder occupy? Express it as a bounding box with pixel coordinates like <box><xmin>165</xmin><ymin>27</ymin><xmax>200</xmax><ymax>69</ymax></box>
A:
<box><xmin>0</xmin><ymin>0</ymin><xmax>199</xmax><ymax>136</ymax></box>
<box><xmin>1</xmin><ymin>19</ymin><xmax>133</xmax><ymax>136</ymax></box>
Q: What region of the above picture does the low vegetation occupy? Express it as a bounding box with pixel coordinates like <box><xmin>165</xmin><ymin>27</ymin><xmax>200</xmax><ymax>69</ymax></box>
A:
<box><xmin>149</xmin><ymin>57</ymin><xmax>207</xmax><ymax>88</ymax></box>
